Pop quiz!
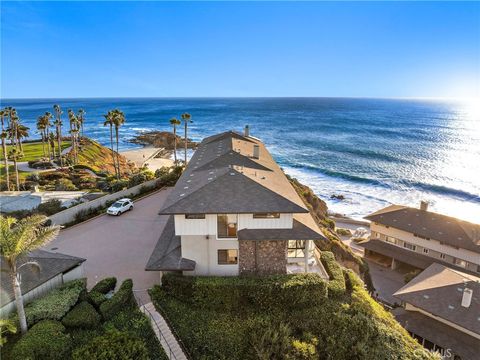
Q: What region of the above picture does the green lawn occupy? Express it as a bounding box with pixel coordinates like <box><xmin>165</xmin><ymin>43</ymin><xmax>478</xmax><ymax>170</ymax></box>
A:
<box><xmin>1</xmin><ymin>141</ymin><xmax>71</xmax><ymax>162</ymax></box>
<box><xmin>0</xmin><ymin>164</ymin><xmax>30</xmax><ymax>182</ymax></box>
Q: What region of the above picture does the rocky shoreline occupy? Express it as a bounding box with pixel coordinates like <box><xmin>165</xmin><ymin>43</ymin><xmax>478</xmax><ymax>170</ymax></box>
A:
<box><xmin>129</xmin><ymin>131</ymin><xmax>197</xmax><ymax>150</ymax></box>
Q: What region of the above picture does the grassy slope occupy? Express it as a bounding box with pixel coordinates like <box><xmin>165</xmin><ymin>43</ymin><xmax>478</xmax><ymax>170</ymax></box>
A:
<box><xmin>74</xmin><ymin>138</ymin><xmax>136</xmax><ymax>176</ymax></box>
<box><xmin>2</xmin><ymin>141</ymin><xmax>71</xmax><ymax>162</ymax></box>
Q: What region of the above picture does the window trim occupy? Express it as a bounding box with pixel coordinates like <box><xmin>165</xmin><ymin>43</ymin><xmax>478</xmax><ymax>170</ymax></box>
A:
<box><xmin>288</xmin><ymin>240</ymin><xmax>305</xmax><ymax>258</ymax></box>
<box><xmin>253</xmin><ymin>213</ymin><xmax>281</xmax><ymax>219</ymax></box>
<box><xmin>216</xmin><ymin>214</ymin><xmax>238</xmax><ymax>239</ymax></box>
<box><xmin>185</xmin><ymin>214</ymin><xmax>206</xmax><ymax>219</ymax></box>
<box><xmin>217</xmin><ymin>249</ymin><xmax>238</xmax><ymax>265</ymax></box>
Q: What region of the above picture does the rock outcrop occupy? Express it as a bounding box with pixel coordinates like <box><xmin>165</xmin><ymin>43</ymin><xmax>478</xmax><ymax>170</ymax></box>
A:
<box><xmin>130</xmin><ymin>131</ymin><xmax>197</xmax><ymax>150</ymax></box>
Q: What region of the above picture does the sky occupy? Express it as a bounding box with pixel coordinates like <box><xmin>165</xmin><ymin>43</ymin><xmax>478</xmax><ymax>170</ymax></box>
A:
<box><xmin>1</xmin><ymin>1</ymin><xmax>479</xmax><ymax>99</ymax></box>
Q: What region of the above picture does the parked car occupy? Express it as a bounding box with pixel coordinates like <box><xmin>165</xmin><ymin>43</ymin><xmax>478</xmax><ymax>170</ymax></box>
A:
<box><xmin>107</xmin><ymin>198</ymin><xmax>134</xmax><ymax>216</ymax></box>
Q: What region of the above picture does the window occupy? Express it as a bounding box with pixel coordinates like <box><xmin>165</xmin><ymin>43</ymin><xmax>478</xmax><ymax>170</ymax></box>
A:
<box><xmin>403</xmin><ymin>243</ymin><xmax>416</xmax><ymax>251</ymax></box>
<box><xmin>414</xmin><ymin>233</ymin><xmax>430</xmax><ymax>240</ymax></box>
<box><xmin>440</xmin><ymin>253</ymin><xmax>446</xmax><ymax>260</ymax></box>
<box><xmin>288</xmin><ymin>240</ymin><xmax>305</xmax><ymax>258</ymax></box>
<box><xmin>253</xmin><ymin>213</ymin><xmax>280</xmax><ymax>219</ymax></box>
<box><xmin>217</xmin><ymin>250</ymin><xmax>238</xmax><ymax>265</ymax></box>
<box><xmin>185</xmin><ymin>214</ymin><xmax>205</xmax><ymax>219</ymax></box>
<box><xmin>454</xmin><ymin>258</ymin><xmax>467</xmax><ymax>268</ymax></box>
<box><xmin>423</xmin><ymin>248</ymin><xmax>429</xmax><ymax>254</ymax></box>
<box><xmin>217</xmin><ymin>214</ymin><xmax>238</xmax><ymax>238</ymax></box>
<box><xmin>385</xmin><ymin>236</ymin><xmax>396</xmax><ymax>244</ymax></box>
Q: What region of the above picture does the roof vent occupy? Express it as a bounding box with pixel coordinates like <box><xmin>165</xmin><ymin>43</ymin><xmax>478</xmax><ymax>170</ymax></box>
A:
<box><xmin>253</xmin><ymin>144</ymin><xmax>260</xmax><ymax>159</ymax></box>
<box><xmin>461</xmin><ymin>288</ymin><xmax>473</xmax><ymax>308</ymax></box>
<box><xmin>244</xmin><ymin>125</ymin><xmax>250</xmax><ymax>137</ymax></box>
<box><xmin>420</xmin><ymin>200</ymin><xmax>429</xmax><ymax>211</ymax></box>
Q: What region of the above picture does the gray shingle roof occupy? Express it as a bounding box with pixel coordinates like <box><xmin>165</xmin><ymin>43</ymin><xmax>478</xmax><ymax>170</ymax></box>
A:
<box><xmin>393</xmin><ymin>308</ymin><xmax>480</xmax><ymax>360</ymax></box>
<box><xmin>238</xmin><ymin>218</ymin><xmax>326</xmax><ymax>241</ymax></box>
<box><xmin>394</xmin><ymin>263</ymin><xmax>480</xmax><ymax>335</ymax></box>
<box><xmin>145</xmin><ymin>216</ymin><xmax>196</xmax><ymax>271</ymax></box>
<box><xmin>1</xmin><ymin>250</ymin><xmax>85</xmax><ymax>307</ymax></box>
<box><xmin>365</xmin><ymin>205</ymin><xmax>480</xmax><ymax>252</ymax></box>
<box><xmin>159</xmin><ymin>131</ymin><xmax>309</xmax><ymax>215</ymax></box>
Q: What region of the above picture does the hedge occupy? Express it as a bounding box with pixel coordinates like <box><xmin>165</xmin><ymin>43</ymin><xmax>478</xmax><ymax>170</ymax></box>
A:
<box><xmin>320</xmin><ymin>251</ymin><xmax>346</xmax><ymax>297</ymax></box>
<box><xmin>91</xmin><ymin>277</ymin><xmax>117</xmax><ymax>294</ymax></box>
<box><xmin>12</xmin><ymin>278</ymin><xmax>86</xmax><ymax>327</ymax></box>
<box><xmin>161</xmin><ymin>273</ymin><xmax>328</xmax><ymax>312</ymax></box>
<box><xmin>87</xmin><ymin>291</ymin><xmax>107</xmax><ymax>308</ymax></box>
<box><xmin>62</xmin><ymin>301</ymin><xmax>101</xmax><ymax>329</ymax></box>
<box><xmin>72</xmin><ymin>330</ymin><xmax>149</xmax><ymax>360</ymax></box>
<box><xmin>11</xmin><ymin>320</ymin><xmax>72</xmax><ymax>360</ymax></box>
<box><xmin>99</xmin><ymin>279</ymin><xmax>136</xmax><ymax>320</ymax></box>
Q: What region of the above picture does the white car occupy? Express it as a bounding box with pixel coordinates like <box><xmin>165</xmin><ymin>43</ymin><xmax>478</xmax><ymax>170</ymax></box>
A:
<box><xmin>107</xmin><ymin>198</ymin><xmax>134</xmax><ymax>216</ymax></box>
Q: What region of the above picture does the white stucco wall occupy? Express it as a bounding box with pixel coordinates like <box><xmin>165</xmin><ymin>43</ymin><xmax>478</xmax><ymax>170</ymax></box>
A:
<box><xmin>371</xmin><ymin>223</ymin><xmax>480</xmax><ymax>265</ymax></box>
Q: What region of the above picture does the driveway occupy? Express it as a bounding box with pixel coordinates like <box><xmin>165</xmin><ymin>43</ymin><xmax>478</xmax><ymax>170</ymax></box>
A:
<box><xmin>45</xmin><ymin>188</ymin><xmax>172</xmax><ymax>302</ymax></box>
<box><xmin>367</xmin><ymin>260</ymin><xmax>407</xmax><ymax>306</ymax></box>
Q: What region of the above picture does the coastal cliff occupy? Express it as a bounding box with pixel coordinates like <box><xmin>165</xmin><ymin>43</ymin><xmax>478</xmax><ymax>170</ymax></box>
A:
<box><xmin>289</xmin><ymin>175</ymin><xmax>374</xmax><ymax>290</ymax></box>
<box><xmin>130</xmin><ymin>131</ymin><xmax>197</xmax><ymax>150</ymax></box>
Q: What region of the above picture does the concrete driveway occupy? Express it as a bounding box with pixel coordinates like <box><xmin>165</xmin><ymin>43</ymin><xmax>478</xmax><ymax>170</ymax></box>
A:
<box><xmin>45</xmin><ymin>188</ymin><xmax>172</xmax><ymax>302</ymax></box>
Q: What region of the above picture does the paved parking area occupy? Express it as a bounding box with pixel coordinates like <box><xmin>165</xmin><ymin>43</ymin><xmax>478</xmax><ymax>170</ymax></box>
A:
<box><xmin>367</xmin><ymin>260</ymin><xmax>407</xmax><ymax>305</ymax></box>
<box><xmin>45</xmin><ymin>188</ymin><xmax>172</xmax><ymax>301</ymax></box>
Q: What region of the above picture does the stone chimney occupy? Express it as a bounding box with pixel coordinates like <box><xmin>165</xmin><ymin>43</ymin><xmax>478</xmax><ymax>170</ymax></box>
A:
<box><xmin>244</xmin><ymin>125</ymin><xmax>250</xmax><ymax>137</ymax></box>
<box><xmin>461</xmin><ymin>288</ymin><xmax>473</xmax><ymax>308</ymax></box>
<box><xmin>253</xmin><ymin>144</ymin><xmax>260</xmax><ymax>159</ymax></box>
<box><xmin>419</xmin><ymin>200</ymin><xmax>429</xmax><ymax>211</ymax></box>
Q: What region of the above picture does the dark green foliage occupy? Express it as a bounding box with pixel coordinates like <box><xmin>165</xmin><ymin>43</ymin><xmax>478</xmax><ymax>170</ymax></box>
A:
<box><xmin>12</xmin><ymin>278</ymin><xmax>86</xmax><ymax>327</ymax></box>
<box><xmin>11</xmin><ymin>320</ymin><xmax>72</xmax><ymax>360</ymax></box>
<box><xmin>320</xmin><ymin>251</ymin><xmax>347</xmax><ymax>297</ymax></box>
<box><xmin>87</xmin><ymin>290</ymin><xmax>107</xmax><ymax>308</ymax></box>
<box><xmin>69</xmin><ymin>328</ymin><xmax>104</xmax><ymax>349</ymax></box>
<box><xmin>99</xmin><ymin>279</ymin><xmax>136</xmax><ymax>320</ymax></box>
<box><xmin>155</xmin><ymin>165</ymin><xmax>183</xmax><ymax>186</ymax></box>
<box><xmin>129</xmin><ymin>171</ymin><xmax>154</xmax><ymax>187</ymax></box>
<box><xmin>161</xmin><ymin>272</ymin><xmax>328</xmax><ymax>312</ymax></box>
<box><xmin>110</xmin><ymin>180</ymin><xmax>128</xmax><ymax>192</ymax></box>
<box><xmin>62</xmin><ymin>301</ymin><xmax>101</xmax><ymax>329</ymax></box>
<box><xmin>37</xmin><ymin>198</ymin><xmax>65</xmax><ymax>215</ymax></box>
<box><xmin>91</xmin><ymin>277</ymin><xmax>117</xmax><ymax>294</ymax></box>
<box><xmin>336</xmin><ymin>227</ymin><xmax>352</xmax><ymax>236</ymax></box>
<box><xmin>72</xmin><ymin>330</ymin><xmax>149</xmax><ymax>360</ymax></box>
<box><xmin>104</xmin><ymin>308</ymin><xmax>167</xmax><ymax>360</ymax></box>
<box><xmin>248</xmin><ymin>321</ymin><xmax>292</xmax><ymax>359</ymax></box>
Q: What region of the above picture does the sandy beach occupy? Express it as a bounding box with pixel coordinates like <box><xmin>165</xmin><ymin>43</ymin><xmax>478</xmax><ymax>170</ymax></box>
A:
<box><xmin>120</xmin><ymin>146</ymin><xmax>174</xmax><ymax>172</ymax></box>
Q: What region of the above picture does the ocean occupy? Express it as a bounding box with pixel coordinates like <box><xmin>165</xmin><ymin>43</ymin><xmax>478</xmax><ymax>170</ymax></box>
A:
<box><xmin>2</xmin><ymin>97</ymin><xmax>479</xmax><ymax>223</ymax></box>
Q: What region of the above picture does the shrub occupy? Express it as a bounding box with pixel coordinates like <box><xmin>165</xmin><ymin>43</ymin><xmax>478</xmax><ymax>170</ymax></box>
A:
<box><xmin>69</xmin><ymin>328</ymin><xmax>104</xmax><ymax>349</ymax></box>
<box><xmin>128</xmin><ymin>171</ymin><xmax>154</xmax><ymax>187</ymax></box>
<box><xmin>336</xmin><ymin>228</ymin><xmax>352</xmax><ymax>236</ymax></box>
<box><xmin>72</xmin><ymin>330</ymin><xmax>149</xmax><ymax>360</ymax></box>
<box><xmin>91</xmin><ymin>277</ymin><xmax>117</xmax><ymax>294</ymax></box>
<box><xmin>37</xmin><ymin>199</ymin><xmax>64</xmax><ymax>215</ymax></box>
<box><xmin>26</xmin><ymin>172</ymin><xmax>41</xmax><ymax>182</ymax></box>
<box><xmin>12</xmin><ymin>278</ymin><xmax>86</xmax><ymax>327</ymax></box>
<box><xmin>55</xmin><ymin>178</ymin><xmax>76</xmax><ymax>191</ymax></box>
<box><xmin>99</xmin><ymin>279</ymin><xmax>136</xmax><ymax>320</ymax></box>
<box><xmin>87</xmin><ymin>291</ymin><xmax>107</xmax><ymax>308</ymax></box>
<box><xmin>320</xmin><ymin>251</ymin><xmax>346</xmax><ymax>298</ymax></box>
<box><xmin>62</xmin><ymin>301</ymin><xmax>101</xmax><ymax>329</ymax></box>
<box><xmin>110</xmin><ymin>180</ymin><xmax>128</xmax><ymax>192</ymax></box>
<box><xmin>11</xmin><ymin>320</ymin><xmax>72</xmax><ymax>360</ymax></box>
<box><xmin>155</xmin><ymin>166</ymin><xmax>183</xmax><ymax>186</ymax></box>
<box><xmin>248</xmin><ymin>321</ymin><xmax>292</xmax><ymax>359</ymax></box>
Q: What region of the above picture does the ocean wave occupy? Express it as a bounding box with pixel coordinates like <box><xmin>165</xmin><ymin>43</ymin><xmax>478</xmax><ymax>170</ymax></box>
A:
<box><xmin>399</xmin><ymin>180</ymin><xmax>480</xmax><ymax>202</ymax></box>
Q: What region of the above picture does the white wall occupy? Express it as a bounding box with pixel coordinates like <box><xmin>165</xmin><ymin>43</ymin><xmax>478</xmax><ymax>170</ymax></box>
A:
<box><xmin>49</xmin><ymin>179</ymin><xmax>161</xmax><ymax>225</ymax></box>
<box><xmin>181</xmin><ymin>235</ymin><xmax>239</xmax><ymax>276</ymax></box>
<box><xmin>174</xmin><ymin>213</ymin><xmax>293</xmax><ymax>236</ymax></box>
<box><xmin>62</xmin><ymin>263</ymin><xmax>85</xmax><ymax>282</ymax></box>
<box><xmin>371</xmin><ymin>223</ymin><xmax>480</xmax><ymax>265</ymax></box>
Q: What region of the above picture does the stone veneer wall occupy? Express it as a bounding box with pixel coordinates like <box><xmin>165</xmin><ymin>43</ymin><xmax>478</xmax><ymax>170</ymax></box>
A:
<box><xmin>239</xmin><ymin>240</ymin><xmax>287</xmax><ymax>275</ymax></box>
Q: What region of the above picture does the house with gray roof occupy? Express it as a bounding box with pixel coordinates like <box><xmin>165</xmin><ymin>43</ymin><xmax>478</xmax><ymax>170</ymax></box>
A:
<box><xmin>359</xmin><ymin>201</ymin><xmax>480</xmax><ymax>276</ymax></box>
<box><xmin>146</xmin><ymin>129</ymin><xmax>328</xmax><ymax>276</ymax></box>
<box><xmin>1</xmin><ymin>250</ymin><xmax>85</xmax><ymax>316</ymax></box>
<box><xmin>393</xmin><ymin>263</ymin><xmax>480</xmax><ymax>360</ymax></box>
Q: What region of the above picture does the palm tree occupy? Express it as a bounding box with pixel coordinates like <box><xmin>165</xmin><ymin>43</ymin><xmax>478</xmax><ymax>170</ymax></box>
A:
<box><xmin>181</xmin><ymin>113</ymin><xmax>192</xmax><ymax>165</ymax></box>
<box><xmin>103</xmin><ymin>111</ymin><xmax>118</xmax><ymax>178</ymax></box>
<box><xmin>0</xmin><ymin>215</ymin><xmax>60</xmax><ymax>334</ymax></box>
<box><xmin>169</xmin><ymin>117</ymin><xmax>181</xmax><ymax>164</ymax></box>
<box><xmin>16</xmin><ymin>125</ymin><xmax>29</xmax><ymax>153</ymax></box>
<box><xmin>48</xmin><ymin>132</ymin><xmax>56</xmax><ymax>159</ymax></box>
<box><xmin>36</xmin><ymin>116</ymin><xmax>47</xmax><ymax>158</ymax></box>
<box><xmin>0</xmin><ymin>109</ymin><xmax>10</xmax><ymax>191</ymax></box>
<box><xmin>7</xmin><ymin>108</ymin><xmax>18</xmax><ymax>149</ymax></box>
<box><xmin>8</xmin><ymin>148</ymin><xmax>20</xmax><ymax>190</ymax></box>
<box><xmin>77</xmin><ymin>109</ymin><xmax>86</xmax><ymax>138</ymax></box>
<box><xmin>53</xmin><ymin>105</ymin><xmax>63</xmax><ymax>166</ymax></box>
<box><xmin>112</xmin><ymin>109</ymin><xmax>125</xmax><ymax>179</ymax></box>
<box><xmin>67</xmin><ymin>110</ymin><xmax>78</xmax><ymax>164</ymax></box>
<box><xmin>0</xmin><ymin>319</ymin><xmax>17</xmax><ymax>346</ymax></box>
<box><xmin>44</xmin><ymin>112</ymin><xmax>53</xmax><ymax>160</ymax></box>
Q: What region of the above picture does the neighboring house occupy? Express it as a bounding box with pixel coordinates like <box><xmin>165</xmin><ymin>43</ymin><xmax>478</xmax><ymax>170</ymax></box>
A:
<box><xmin>146</xmin><ymin>129</ymin><xmax>328</xmax><ymax>277</ymax></box>
<box><xmin>359</xmin><ymin>202</ymin><xmax>480</xmax><ymax>275</ymax></box>
<box><xmin>0</xmin><ymin>250</ymin><xmax>85</xmax><ymax>316</ymax></box>
<box><xmin>393</xmin><ymin>263</ymin><xmax>480</xmax><ymax>360</ymax></box>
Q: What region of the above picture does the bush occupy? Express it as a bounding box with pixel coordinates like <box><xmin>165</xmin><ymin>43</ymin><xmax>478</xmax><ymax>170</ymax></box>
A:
<box><xmin>55</xmin><ymin>178</ymin><xmax>76</xmax><ymax>191</ymax></box>
<box><xmin>91</xmin><ymin>277</ymin><xmax>117</xmax><ymax>294</ymax></box>
<box><xmin>128</xmin><ymin>171</ymin><xmax>154</xmax><ymax>187</ymax></box>
<box><xmin>62</xmin><ymin>301</ymin><xmax>101</xmax><ymax>329</ymax></box>
<box><xmin>161</xmin><ymin>273</ymin><xmax>328</xmax><ymax>312</ymax></box>
<box><xmin>155</xmin><ymin>166</ymin><xmax>183</xmax><ymax>186</ymax></box>
<box><xmin>336</xmin><ymin>228</ymin><xmax>352</xmax><ymax>236</ymax></box>
<box><xmin>11</xmin><ymin>320</ymin><xmax>72</xmax><ymax>360</ymax></box>
<box><xmin>69</xmin><ymin>328</ymin><xmax>104</xmax><ymax>349</ymax></box>
<box><xmin>87</xmin><ymin>291</ymin><xmax>107</xmax><ymax>308</ymax></box>
<box><xmin>26</xmin><ymin>172</ymin><xmax>41</xmax><ymax>182</ymax></box>
<box><xmin>320</xmin><ymin>251</ymin><xmax>346</xmax><ymax>298</ymax></box>
<box><xmin>13</xmin><ymin>279</ymin><xmax>86</xmax><ymax>327</ymax></box>
<box><xmin>99</xmin><ymin>279</ymin><xmax>136</xmax><ymax>320</ymax></box>
<box><xmin>110</xmin><ymin>180</ymin><xmax>128</xmax><ymax>192</ymax></box>
<box><xmin>72</xmin><ymin>330</ymin><xmax>149</xmax><ymax>360</ymax></box>
<box><xmin>37</xmin><ymin>199</ymin><xmax>65</xmax><ymax>215</ymax></box>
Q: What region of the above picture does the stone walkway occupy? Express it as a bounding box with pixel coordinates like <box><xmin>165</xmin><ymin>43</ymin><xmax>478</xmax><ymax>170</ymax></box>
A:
<box><xmin>140</xmin><ymin>302</ymin><xmax>188</xmax><ymax>360</ymax></box>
